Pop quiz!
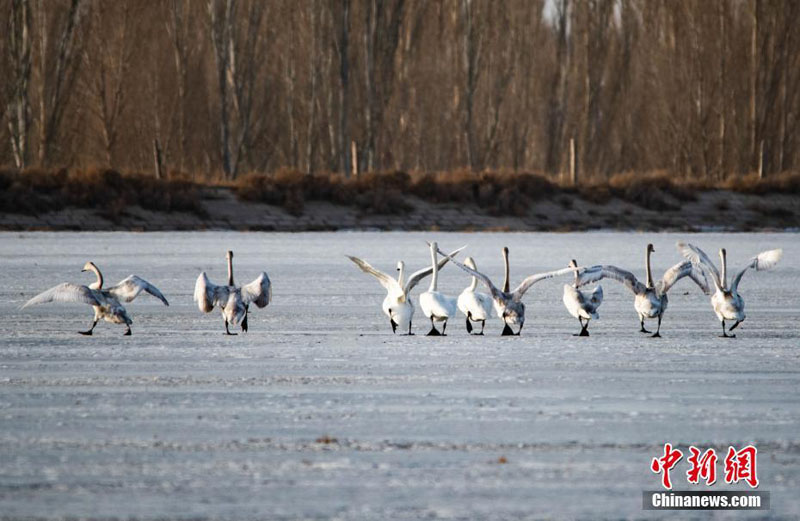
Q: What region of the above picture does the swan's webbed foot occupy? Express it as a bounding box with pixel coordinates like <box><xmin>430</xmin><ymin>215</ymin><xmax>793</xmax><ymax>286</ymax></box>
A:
<box><xmin>390</xmin><ymin>318</ymin><xmax>398</xmax><ymax>334</ymax></box>
<box><xmin>651</xmin><ymin>332</ymin><xmax>661</xmax><ymax>338</ymax></box>
<box><xmin>123</xmin><ymin>326</ymin><xmax>132</xmax><ymax>336</ymax></box>
<box><xmin>79</xmin><ymin>320</ymin><xmax>97</xmax><ymax>336</ymax></box>
<box><xmin>501</xmin><ymin>324</ymin><xmax>514</xmax><ymax>336</ymax></box>
<box><xmin>426</xmin><ymin>327</ymin><xmax>441</xmax><ymax>336</ymax></box>
<box><xmin>575</xmin><ymin>327</ymin><xmax>590</xmax><ymax>337</ymax></box>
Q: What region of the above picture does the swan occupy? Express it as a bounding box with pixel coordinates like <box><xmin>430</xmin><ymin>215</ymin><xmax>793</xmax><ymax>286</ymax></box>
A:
<box><xmin>194</xmin><ymin>250</ymin><xmax>271</xmax><ymax>335</ymax></box>
<box><xmin>438</xmin><ymin>245</ymin><xmax>577</xmax><ymax>336</ymax></box>
<box><xmin>457</xmin><ymin>257</ymin><xmax>494</xmax><ymax>335</ymax></box>
<box><xmin>347</xmin><ymin>245</ymin><xmax>464</xmax><ymax>335</ymax></box>
<box><xmin>562</xmin><ymin>259</ymin><xmax>603</xmax><ymax>336</ymax></box>
<box><xmin>677</xmin><ymin>242</ymin><xmax>782</xmax><ymax>337</ymax></box>
<box><xmin>575</xmin><ymin>244</ymin><xmax>709</xmax><ymax>337</ymax></box>
<box><xmin>419</xmin><ymin>241</ymin><xmax>460</xmax><ymax>336</ymax></box>
<box><xmin>22</xmin><ymin>261</ymin><xmax>169</xmax><ymax>335</ymax></box>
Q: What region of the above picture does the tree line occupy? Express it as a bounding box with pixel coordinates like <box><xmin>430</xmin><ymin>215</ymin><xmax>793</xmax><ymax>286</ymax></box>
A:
<box><xmin>2</xmin><ymin>0</ymin><xmax>799</xmax><ymax>182</ymax></box>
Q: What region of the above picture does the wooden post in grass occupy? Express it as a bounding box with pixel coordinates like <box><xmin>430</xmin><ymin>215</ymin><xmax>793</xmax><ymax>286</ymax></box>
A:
<box><xmin>351</xmin><ymin>140</ymin><xmax>358</xmax><ymax>177</ymax></box>
<box><xmin>569</xmin><ymin>137</ymin><xmax>576</xmax><ymax>186</ymax></box>
<box><xmin>757</xmin><ymin>140</ymin><xmax>764</xmax><ymax>179</ymax></box>
<box><xmin>153</xmin><ymin>139</ymin><xmax>164</xmax><ymax>180</ymax></box>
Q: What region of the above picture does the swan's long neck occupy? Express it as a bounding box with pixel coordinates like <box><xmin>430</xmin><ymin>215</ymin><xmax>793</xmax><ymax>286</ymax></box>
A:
<box><xmin>429</xmin><ymin>244</ymin><xmax>439</xmax><ymax>291</ymax></box>
<box><xmin>88</xmin><ymin>264</ymin><xmax>103</xmax><ymax>290</ymax></box>
<box><xmin>469</xmin><ymin>273</ymin><xmax>478</xmax><ymax>291</ymax></box>
<box><xmin>502</xmin><ymin>248</ymin><xmax>510</xmax><ymax>293</ymax></box>
<box><xmin>645</xmin><ymin>247</ymin><xmax>653</xmax><ymax>289</ymax></box>
<box><xmin>720</xmin><ymin>249</ymin><xmax>727</xmax><ymax>289</ymax></box>
<box><xmin>226</xmin><ymin>252</ymin><xmax>234</xmax><ymax>286</ymax></box>
<box><xmin>569</xmin><ymin>260</ymin><xmax>578</xmax><ymax>286</ymax></box>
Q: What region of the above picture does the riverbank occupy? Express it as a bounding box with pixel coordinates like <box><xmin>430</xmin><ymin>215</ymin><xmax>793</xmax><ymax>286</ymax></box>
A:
<box><xmin>1</xmin><ymin>184</ymin><xmax>797</xmax><ymax>232</ymax></box>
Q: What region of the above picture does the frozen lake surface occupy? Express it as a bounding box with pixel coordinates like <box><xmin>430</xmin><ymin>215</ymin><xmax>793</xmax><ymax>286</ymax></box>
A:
<box><xmin>1</xmin><ymin>231</ymin><xmax>798</xmax><ymax>520</ymax></box>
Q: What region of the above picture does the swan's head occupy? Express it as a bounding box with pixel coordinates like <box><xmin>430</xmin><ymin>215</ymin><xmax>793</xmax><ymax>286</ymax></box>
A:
<box><xmin>226</xmin><ymin>250</ymin><xmax>234</xmax><ymax>260</ymax></box>
<box><xmin>81</xmin><ymin>261</ymin><xmax>97</xmax><ymax>272</ymax></box>
<box><xmin>396</xmin><ymin>260</ymin><xmax>404</xmax><ymax>272</ymax></box>
<box><xmin>429</xmin><ymin>241</ymin><xmax>438</xmax><ymax>251</ymax></box>
<box><xmin>464</xmin><ymin>257</ymin><xmax>477</xmax><ymax>270</ymax></box>
<box><xmin>647</xmin><ymin>243</ymin><xmax>655</xmax><ymax>253</ymax></box>
<box><xmin>503</xmin><ymin>246</ymin><xmax>509</xmax><ymax>256</ymax></box>
<box><xmin>568</xmin><ymin>259</ymin><xmax>578</xmax><ymax>268</ymax></box>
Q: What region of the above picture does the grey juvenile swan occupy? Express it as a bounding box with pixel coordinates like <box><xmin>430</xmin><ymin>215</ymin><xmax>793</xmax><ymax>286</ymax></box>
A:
<box><xmin>575</xmin><ymin>244</ymin><xmax>709</xmax><ymax>337</ymax></box>
<box><xmin>438</xmin><ymin>246</ymin><xmax>576</xmax><ymax>336</ymax></box>
<box><xmin>195</xmin><ymin>250</ymin><xmax>271</xmax><ymax>335</ymax></box>
<box><xmin>677</xmin><ymin>242</ymin><xmax>782</xmax><ymax>337</ymax></box>
<box><xmin>23</xmin><ymin>262</ymin><xmax>169</xmax><ymax>335</ymax></box>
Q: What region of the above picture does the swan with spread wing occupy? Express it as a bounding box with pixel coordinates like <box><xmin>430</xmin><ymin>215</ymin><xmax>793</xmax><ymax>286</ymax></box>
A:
<box><xmin>22</xmin><ymin>262</ymin><xmax>169</xmax><ymax>335</ymax></box>
<box><xmin>437</xmin><ymin>246</ymin><xmax>577</xmax><ymax>336</ymax></box>
<box><xmin>677</xmin><ymin>242</ymin><xmax>782</xmax><ymax>337</ymax></box>
<box><xmin>574</xmin><ymin>244</ymin><xmax>709</xmax><ymax>337</ymax></box>
<box><xmin>194</xmin><ymin>250</ymin><xmax>271</xmax><ymax>335</ymax></box>
<box><xmin>347</xmin><ymin>244</ymin><xmax>464</xmax><ymax>335</ymax></box>
<box><xmin>562</xmin><ymin>259</ymin><xmax>603</xmax><ymax>337</ymax></box>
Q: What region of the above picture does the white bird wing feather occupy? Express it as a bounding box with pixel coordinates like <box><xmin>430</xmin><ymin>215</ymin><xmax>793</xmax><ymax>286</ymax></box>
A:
<box><xmin>435</xmin><ymin>248</ymin><xmax>504</xmax><ymax>302</ymax></box>
<box><xmin>405</xmin><ymin>245</ymin><xmax>466</xmax><ymax>294</ymax></box>
<box><xmin>657</xmin><ymin>260</ymin><xmax>710</xmax><ymax>296</ymax></box>
<box><xmin>22</xmin><ymin>283</ymin><xmax>100</xmax><ymax>309</ymax></box>
<box><xmin>241</xmin><ymin>272</ymin><xmax>272</xmax><ymax>308</ymax></box>
<box><xmin>592</xmin><ymin>265</ymin><xmax>646</xmax><ymax>295</ymax></box>
<box><xmin>730</xmin><ymin>248</ymin><xmax>782</xmax><ymax>293</ymax></box>
<box><xmin>108</xmin><ymin>275</ymin><xmax>169</xmax><ymax>305</ymax></box>
<box><xmin>346</xmin><ymin>256</ymin><xmax>403</xmax><ymax>298</ymax></box>
<box><xmin>194</xmin><ymin>272</ymin><xmax>230</xmax><ymax>313</ymax></box>
<box><xmin>574</xmin><ymin>265</ymin><xmax>605</xmax><ymax>288</ymax></box>
<box><xmin>676</xmin><ymin>242</ymin><xmax>722</xmax><ymax>291</ymax></box>
<box><xmin>511</xmin><ymin>267</ymin><xmax>579</xmax><ymax>301</ymax></box>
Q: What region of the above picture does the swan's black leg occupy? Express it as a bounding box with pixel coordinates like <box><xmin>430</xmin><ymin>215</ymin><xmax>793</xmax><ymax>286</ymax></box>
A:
<box><xmin>123</xmin><ymin>325</ymin><xmax>132</xmax><ymax>336</ymax></box>
<box><xmin>79</xmin><ymin>319</ymin><xmax>98</xmax><ymax>336</ymax></box>
<box><xmin>466</xmin><ymin>312</ymin><xmax>473</xmax><ymax>334</ymax></box>
<box><xmin>408</xmin><ymin>321</ymin><xmax>414</xmax><ymax>336</ymax></box>
<box><xmin>516</xmin><ymin>323</ymin><xmax>523</xmax><ymax>336</ymax></box>
<box><xmin>390</xmin><ymin>318</ymin><xmax>398</xmax><ymax>334</ymax></box>
<box><xmin>478</xmin><ymin>320</ymin><xmax>485</xmax><ymax>335</ymax></box>
<box><xmin>426</xmin><ymin>317</ymin><xmax>441</xmax><ymax>336</ymax></box>
<box><xmin>639</xmin><ymin>317</ymin><xmax>651</xmax><ymax>334</ymax></box>
<box><xmin>729</xmin><ymin>320</ymin><xmax>742</xmax><ymax>332</ymax></box>
<box><xmin>574</xmin><ymin>317</ymin><xmax>589</xmax><ymax>336</ymax></box>
<box><xmin>241</xmin><ymin>307</ymin><xmax>249</xmax><ymax>333</ymax></box>
<box><xmin>224</xmin><ymin>319</ymin><xmax>237</xmax><ymax>336</ymax></box>
<box><xmin>651</xmin><ymin>316</ymin><xmax>662</xmax><ymax>338</ymax></box>
<box><xmin>501</xmin><ymin>323</ymin><xmax>514</xmax><ymax>336</ymax></box>
<box><xmin>441</xmin><ymin>320</ymin><xmax>448</xmax><ymax>336</ymax></box>
<box><xmin>719</xmin><ymin>320</ymin><xmax>734</xmax><ymax>338</ymax></box>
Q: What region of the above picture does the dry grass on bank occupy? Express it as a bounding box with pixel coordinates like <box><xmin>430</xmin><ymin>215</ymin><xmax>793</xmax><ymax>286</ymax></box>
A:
<box><xmin>0</xmin><ymin>167</ymin><xmax>206</xmax><ymax>221</ymax></box>
<box><xmin>1</xmin><ymin>167</ymin><xmax>798</xmax><ymax>219</ymax></box>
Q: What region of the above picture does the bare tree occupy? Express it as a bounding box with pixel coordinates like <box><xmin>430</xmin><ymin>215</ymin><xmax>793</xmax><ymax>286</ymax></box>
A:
<box><xmin>6</xmin><ymin>0</ymin><xmax>32</xmax><ymax>168</ymax></box>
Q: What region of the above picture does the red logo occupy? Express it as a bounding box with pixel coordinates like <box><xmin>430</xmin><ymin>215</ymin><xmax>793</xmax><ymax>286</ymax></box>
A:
<box><xmin>652</xmin><ymin>444</ymin><xmax>758</xmax><ymax>489</ymax></box>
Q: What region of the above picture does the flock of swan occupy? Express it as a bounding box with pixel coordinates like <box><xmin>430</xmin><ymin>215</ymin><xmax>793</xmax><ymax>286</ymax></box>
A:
<box><xmin>21</xmin><ymin>242</ymin><xmax>782</xmax><ymax>338</ymax></box>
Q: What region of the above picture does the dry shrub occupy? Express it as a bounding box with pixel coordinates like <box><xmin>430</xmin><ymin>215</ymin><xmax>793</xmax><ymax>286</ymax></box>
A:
<box><xmin>607</xmin><ymin>171</ymin><xmax>686</xmax><ymax>211</ymax></box>
<box><xmin>724</xmin><ymin>171</ymin><xmax>800</xmax><ymax>195</ymax></box>
<box><xmin>0</xmin><ymin>167</ymin><xmax>206</xmax><ymax>219</ymax></box>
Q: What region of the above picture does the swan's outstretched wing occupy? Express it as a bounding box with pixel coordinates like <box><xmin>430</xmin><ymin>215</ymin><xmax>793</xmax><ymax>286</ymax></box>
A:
<box><xmin>589</xmin><ymin>285</ymin><xmax>603</xmax><ymax>306</ymax></box>
<box><xmin>590</xmin><ymin>265</ymin><xmax>646</xmax><ymax>296</ymax></box>
<box><xmin>657</xmin><ymin>261</ymin><xmax>710</xmax><ymax>296</ymax></box>
<box><xmin>346</xmin><ymin>256</ymin><xmax>403</xmax><ymax>297</ymax></box>
<box><xmin>436</xmin><ymin>247</ymin><xmax>503</xmax><ymax>301</ymax></box>
<box><xmin>511</xmin><ymin>267</ymin><xmax>578</xmax><ymax>301</ymax></box>
<box><xmin>574</xmin><ymin>265</ymin><xmax>606</xmax><ymax>288</ymax></box>
<box><xmin>730</xmin><ymin>249</ymin><xmax>783</xmax><ymax>293</ymax></box>
<box><xmin>241</xmin><ymin>272</ymin><xmax>271</xmax><ymax>308</ymax></box>
<box><xmin>194</xmin><ymin>272</ymin><xmax>229</xmax><ymax>313</ymax></box>
<box><xmin>676</xmin><ymin>242</ymin><xmax>722</xmax><ymax>290</ymax></box>
<box><xmin>108</xmin><ymin>276</ymin><xmax>169</xmax><ymax>305</ymax></box>
<box><xmin>22</xmin><ymin>283</ymin><xmax>100</xmax><ymax>309</ymax></box>
<box><xmin>405</xmin><ymin>245</ymin><xmax>466</xmax><ymax>294</ymax></box>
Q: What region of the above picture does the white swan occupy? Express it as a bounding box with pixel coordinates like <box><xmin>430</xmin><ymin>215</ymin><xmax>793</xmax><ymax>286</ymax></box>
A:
<box><xmin>22</xmin><ymin>261</ymin><xmax>169</xmax><ymax>335</ymax></box>
<box><xmin>438</xmin><ymin>245</ymin><xmax>577</xmax><ymax>336</ymax></box>
<box><xmin>419</xmin><ymin>241</ymin><xmax>460</xmax><ymax>336</ymax></box>
<box><xmin>677</xmin><ymin>242</ymin><xmax>782</xmax><ymax>337</ymax></box>
<box><xmin>194</xmin><ymin>250</ymin><xmax>271</xmax><ymax>335</ymax></box>
<box><xmin>575</xmin><ymin>243</ymin><xmax>709</xmax><ymax>337</ymax></box>
<box><xmin>562</xmin><ymin>259</ymin><xmax>603</xmax><ymax>336</ymax></box>
<box><xmin>457</xmin><ymin>257</ymin><xmax>494</xmax><ymax>335</ymax></box>
<box><xmin>347</xmin><ymin>245</ymin><xmax>464</xmax><ymax>335</ymax></box>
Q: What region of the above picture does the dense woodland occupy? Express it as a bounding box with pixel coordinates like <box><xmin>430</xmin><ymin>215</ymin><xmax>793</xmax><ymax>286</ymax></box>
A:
<box><xmin>1</xmin><ymin>0</ymin><xmax>799</xmax><ymax>182</ymax></box>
